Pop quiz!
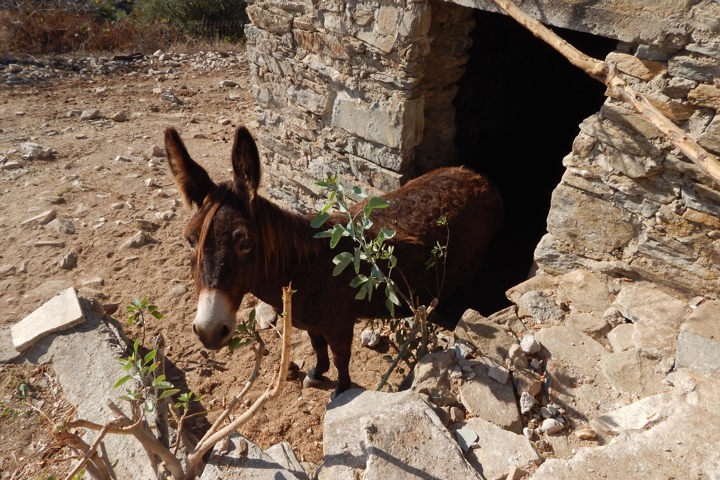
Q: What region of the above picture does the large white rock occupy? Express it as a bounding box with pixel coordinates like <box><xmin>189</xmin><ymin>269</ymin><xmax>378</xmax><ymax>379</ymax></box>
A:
<box><xmin>11</xmin><ymin>287</ymin><xmax>84</xmax><ymax>351</ymax></box>
<box><xmin>318</xmin><ymin>389</ymin><xmax>484</xmax><ymax>480</ymax></box>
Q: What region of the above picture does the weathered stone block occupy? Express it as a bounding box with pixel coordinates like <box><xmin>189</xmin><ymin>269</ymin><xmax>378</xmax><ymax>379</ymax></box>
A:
<box><xmin>331</xmin><ymin>92</ymin><xmax>424</xmax><ymax>151</ymax></box>
<box><xmin>698</xmin><ymin>115</ymin><xmax>720</xmax><ymax>155</ymax></box>
<box><xmin>600</xmin><ymin>349</ymin><xmax>665</xmax><ymax>396</ymax></box>
<box><xmin>606</xmin><ymin>52</ymin><xmax>666</xmax><ymax>80</ymax></box>
<box><xmin>459</xmin><ymin>366</ymin><xmax>522</xmax><ymax>433</ymax></box>
<box><xmin>676</xmin><ymin>300</ymin><xmax>720</xmax><ymax>373</ymax></box>
<box><xmin>319</xmin><ymin>389</ymin><xmax>484</xmax><ymax>480</ymax></box>
<box><xmin>459</xmin><ymin>417</ymin><xmax>541</xmax><ymax>480</ymax></box>
<box><xmin>668</xmin><ymin>54</ymin><xmax>720</xmax><ymax>83</ymax></box>
<box><xmin>687</xmin><ymin>83</ymin><xmax>720</xmax><ymax>110</ymax></box>
<box><xmin>546</xmin><ymin>184</ymin><xmax>639</xmax><ymax>254</ymax></box>
<box><xmin>11</xmin><ymin>287</ymin><xmax>84</xmax><ymax>351</ymax></box>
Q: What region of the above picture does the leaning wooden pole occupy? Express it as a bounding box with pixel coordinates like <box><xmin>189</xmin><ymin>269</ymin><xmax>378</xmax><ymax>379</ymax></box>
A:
<box><xmin>487</xmin><ymin>0</ymin><xmax>720</xmax><ymax>186</ymax></box>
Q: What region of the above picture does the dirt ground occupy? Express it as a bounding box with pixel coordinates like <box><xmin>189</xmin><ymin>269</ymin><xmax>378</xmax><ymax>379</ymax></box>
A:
<box><xmin>0</xmin><ymin>46</ymin><xmax>402</xmax><ymax>479</ymax></box>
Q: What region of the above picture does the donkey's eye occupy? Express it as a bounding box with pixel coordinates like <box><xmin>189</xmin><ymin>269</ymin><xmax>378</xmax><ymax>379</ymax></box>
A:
<box><xmin>232</xmin><ymin>229</ymin><xmax>253</xmax><ymax>255</ymax></box>
<box><xmin>186</xmin><ymin>234</ymin><xmax>198</xmax><ymax>249</ymax></box>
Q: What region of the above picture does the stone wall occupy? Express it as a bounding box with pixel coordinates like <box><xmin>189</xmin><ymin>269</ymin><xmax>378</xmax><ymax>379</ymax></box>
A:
<box><xmin>244</xmin><ymin>0</ymin><xmax>720</xmax><ymax>298</ymax></box>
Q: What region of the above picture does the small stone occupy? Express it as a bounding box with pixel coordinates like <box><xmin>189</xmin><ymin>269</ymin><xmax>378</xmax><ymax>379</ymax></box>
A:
<box><xmin>507</xmin><ymin>343</ymin><xmax>528</xmax><ymax>370</ymax></box>
<box><xmin>81</xmin><ymin>276</ymin><xmax>105</xmax><ymax>287</ymax></box>
<box><xmin>488</xmin><ymin>364</ymin><xmax>510</xmax><ymax>384</ymax></box>
<box><xmin>46</xmin><ymin>217</ymin><xmax>76</xmax><ymax>234</ymax></box>
<box><xmin>168</xmin><ymin>284</ymin><xmax>187</xmax><ymax>298</ymax></box>
<box><xmin>520</xmin><ymin>334</ymin><xmax>541</xmax><ymax>354</ymax></box>
<box><xmin>154</xmin><ymin>211</ymin><xmax>175</xmax><ymax>221</ymax></box>
<box><xmin>219</xmin><ymin>118</ymin><xmax>232</xmax><ymax>125</ymax></box>
<box><xmin>575</xmin><ymin>426</ymin><xmax>598</xmax><ymax>440</ymax></box>
<box><xmin>21</xmin><ymin>209</ymin><xmax>57</xmax><ymax>226</ymax></box>
<box><xmin>519</xmin><ymin>391</ymin><xmax>536</xmax><ymax>414</ymax></box>
<box><xmin>111</xmin><ymin>111</ymin><xmax>128</xmax><ymax>122</ymax></box>
<box><xmin>144</xmin><ymin>178</ymin><xmax>159</xmax><ymax>188</ymax></box>
<box><xmin>360</xmin><ymin>327</ymin><xmax>381</xmax><ymax>348</ymax></box>
<box><xmin>454</xmin><ymin>426</ymin><xmax>478</xmax><ymax>453</ymax></box>
<box><xmin>21</xmin><ymin>142</ymin><xmax>55</xmax><ymax>160</ymax></box>
<box><xmin>121</xmin><ymin>231</ymin><xmax>149</xmax><ymax>249</ymax></box>
<box><xmin>523</xmin><ymin>427</ymin><xmax>534</xmax><ymax>439</ymax></box>
<box><xmin>59</xmin><ymin>252</ymin><xmax>78</xmax><ymax>270</ymax></box>
<box><xmin>80</xmin><ymin>108</ymin><xmax>101</xmax><ymax>120</ymax></box>
<box><xmin>255</xmin><ymin>302</ymin><xmax>278</xmax><ymax>329</ymax></box>
<box><xmin>0</xmin><ymin>264</ymin><xmax>16</xmax><ymax>278</ymax></box>
<box><xmin>539</xmin><ymin>418</ymin><xmax>563</xmax><ymax>435</ymax></box>
<box><xmin>449</xmin><ymin>406</ymin><xmax>465</xmax><ymax>424</ymax></box>
<box><xmin>114</xmin><ymin>155</ymin><xmax>133</xmax><ymax>162</ymax></box>
<box><xmin>219</xmin><ymin>80</ymin><xmax>238</xmax><ymax>88</ymax></box>
<box><xmin>150</xmin><ymin>145</ymin><xmax>165</xmax><ymax>157</ymax></box>
<box><xmin>454</xmin><ymin>342</ymin><xmax>472</xmax><ymax>362</ymax></box>
<box><xmin>34</xmin><ymin>240</ymin><xmax>65</xmax><ymax>247</ymax></box>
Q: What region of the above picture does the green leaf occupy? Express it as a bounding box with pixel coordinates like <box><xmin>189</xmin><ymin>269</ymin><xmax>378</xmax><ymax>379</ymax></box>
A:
<box><xmin>329</xmin><ymin>224</ymin><xmax>348</xmax><ymax>249</ymax></box>
<box><xmin>113</xmin><ymin>375</ymin><xmax>133</xmax><ymax>389</ymax></box>
<box><xmin>332</xmin><ymin>252</ymin><xmax>354</xmax><ymax>276</ymax></box>
<box><xmin>364</xmin><ymin>196</ymin><xmax>390</xmax><ymax>216</ymax></box>
<box><xmin>355</xmin><ymin>283</ymin><xmax>369</xmax><ymax>301</ymax></box>
<box><xmin>143</xmin><ymin>349</ymin><xmax>157</xmax><ymax>365</ymax></box>
<box><xmin>353</xmin><ymin>247</ymin><xmax>362</xmax><ymax>274</ymax></box>
<box><xmin>313</xmin><ymin>229</ymin><xmax>333</xmax><ymax>239</ymax></box>
<box><xmin>353</xmin><ymin>185</ymin><xmax>367</xmax><ymax>198</ymax></box>
<box><xmin>158</xmin><ymin>389</ymin><xmax>180</xmax><ymax>400</ymax></box>
<box><xmin>386</xmin><ymin>285</ymin><xmax>400</xmax><ymax>306</ymax></box>
<box><xmin>311</xmin><ymin>211</ymin><xmax>330</xmax><ymax>228</ymax></box>
<box><xmin>376</xmin><ymin>227</ymin><xmax>396</xmax><ymax>245</ymax></box>
<box><xmin>150</xmin><ymin>310</ymin><xmax>164</xmax><ymax>320</ymax></box>
<box><xmin>385</xmin><ymin>298</ymin><xmax>396</xmax><ymax>317</ymax></box>
<box><xmin>315</xmin><ymin>179</ymin><xmax>329</xmax><ymax>187</ymax></box>
<box><xmin>349</xmin><ymin>274</ymin><xmax>368</xmax><ymax>288</ymax></box>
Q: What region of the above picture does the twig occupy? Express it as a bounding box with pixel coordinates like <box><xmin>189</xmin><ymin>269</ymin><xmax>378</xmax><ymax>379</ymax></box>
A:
<box><xmin>185</xmin><ymin>285</ymin><xmax>294</xmax><ymax>478</ymax></box>
<box><xmin>63</xmin><ymin>424</ymin><xmax>111</xmax><ymax>480</ymax></box>
<box><xmin>487</xmin><ymin>0</ymin><xmax>720</xmax><ymax>186</ymax></box>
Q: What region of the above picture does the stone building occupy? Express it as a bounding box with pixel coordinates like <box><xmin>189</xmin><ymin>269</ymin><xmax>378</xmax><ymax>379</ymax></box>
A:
<box><xmin>242</xmin><ymin>0</ymin><xmax>720</xmax><ymax>310</ymax></box>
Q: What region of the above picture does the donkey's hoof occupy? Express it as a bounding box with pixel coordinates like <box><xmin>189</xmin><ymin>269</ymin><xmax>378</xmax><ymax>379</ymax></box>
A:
<box><xmin>302</xmin><ymin>375</ymin><xmax>327</xmax><ymax>389</ymax></box>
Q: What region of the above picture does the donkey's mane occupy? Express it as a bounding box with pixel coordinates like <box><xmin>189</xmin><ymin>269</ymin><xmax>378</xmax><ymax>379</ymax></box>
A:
<box><xmin>251</xmin><ymin>193</ymin><xmax>320</xmax><ymax>277</ymax></box>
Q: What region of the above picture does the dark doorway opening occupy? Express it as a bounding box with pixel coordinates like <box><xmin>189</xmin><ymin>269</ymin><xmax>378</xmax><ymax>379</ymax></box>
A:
<box><xmin>454</xmin><ymin>10</ymin><xmax>617</xmax><ymax>315</ymax></box>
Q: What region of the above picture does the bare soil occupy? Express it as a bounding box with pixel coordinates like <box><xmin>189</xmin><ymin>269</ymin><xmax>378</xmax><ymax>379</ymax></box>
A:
<box><xmin>0</xmin><ymin>47</ymin><xmax>400</xmax><ymax>479</ymax></box>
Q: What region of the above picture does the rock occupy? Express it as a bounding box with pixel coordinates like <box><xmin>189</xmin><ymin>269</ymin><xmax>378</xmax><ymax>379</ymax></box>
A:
<box><xmin>599</xmin><ymin>350</ymin><xmax>665</xmax><ymax>397</ymax></box>
<box><xmin>160</xmin><ymin>90</ymin><xmax>183</xmax><ymax>105</ymax></box>
<box><xmin>555</xmin><ymin>269</ymin><xmax>615</xmax><ymax>313</ymax></box>
<box><xmin>110</xmin><ymin>111</ymin><xmax>128</xmax><ymax>122</ymax></box>
<box><xmin>360</xmin><ymin>327</ymin><xmax>380</xmax><ymax>348</ymax></box>
<box><xmin>676</xmin><ymin>300</ymin><xmax>720</xmax><ymax>373</ymax></box>
<box><xmin>532</xmin><ymin>403</ymin><xmax>720</xmax><ymax>479</ymax></box>
<box><xmin>606</xmin><ymin>323</ymin><xmax>635</xmax><ymax>352</ymax></box>
<box><xmin>255</xmin><ymin>302</ymin><xmax>278</xmax><ymax>329</ymax></box>
<box><xmin>458</xmin><ymin>364</ymin><xmax>522</xmax><ymax>432</ymax></box>
<box><xmin>80</xmin><ymin>108</ymin><xmax>101</xmax><ymax>120</ymax></box>
<box><xmin>201</xmin><ymin>433</ymin><xmax>305</xmax><ymax>479</ymax></box>
<box><xmin>589</xmin><ymin>393</ymin><xmax>681</xmax><ymax>436</ymax></box>
<box><xmin>34</xmin><ymin>240</ymin><xmax>65</xmax><ymax>247</ymax></box>
<box><xmin>539</xmin><ymin>418</ymin><xmax>564</xmax><ymax>435</ymax></box>
<box><xmin>520</xmin><ymin>334</ymin><xmax>541</xmax><ymax>354</ymax></box>
<box><xmin>519</xmin><ymin>391</ymin><xmax>536</xmax><ymax>414</ymax></box>
<box><xmin>455</xmin><ymin>308</ymin><xmax>519</xmax><ymax>365</ymax></box>
<box><xmin>11</xmin><ymin>287</ymin><xmax>84</xmax><ymax>351</ymax></box>
<box><xmin>21</xmin><ymin>142</ymin><xmax>55</xmax><ymax>160</ymax></box>
<box><xmin>154</xmin><ymin>210</ymin><xmax>175</xmax><ymax>221</ymax></box>
<box><xmin>459</xmin><ymin>417</ymin><xmax>541</xmax><ymax>480</ymax></box>
<box><xmin>168</xmin><ymin>284</ymin><xmax>187</xmax><ymax>298</ymax></box>
<box><xmin>59</xmin><ymin>251</ymin><xmax>78</xmax><ymax>270</ymax></box>
<box><xmin>0</xmin><ymin>264</ymin><xmax>16</xmax><ymax>278</ymax></box>
<box><xmin>410</xmin><ymin>349</ymin><xmax>456</xmax><ymax>406</ymax></box>
<box><xmin>507</xmin><ymin>343</ymin><xmax>528</xmax><ymax>370</ymax></box>
<box><xmin>219</xmin><ymin>118</ymin><xmax>232</xmax><ymax>125</ymax></box>
<box><xmin>120</xmin><ymin>231</ymin><xmax>150</xmax><ymax>249</ymax></box>
<box><xmin>564</xmin><ymin>312</ymin><xmax>611</xmax><ymax>341</ymax></box>
<box><xmin>264</xmin><ymin>442</ymin><xmax>309</xmax><ymax>480</ymax></box>
<box><xmin>318</xmin><ymin>389</ymin><xmax>484</xmax><ymax>480</ymax></box>
<box><xmin>512</xmin><ymin>368</ymin><xmax>543</xmax><ymax>397</ymax></box>
<box><xmin>80</xmin><ymin>276</ymin><xmax>104</xmax><ymax>287</ymax></box>
<box><xmin>149</xmin><ymin>144</ymin><xmax>165</xmax><ymax>157</ymax></box>
<box><xmin>220</xmin><ymin>80</ymin><xmax>238</xmax><ymax>87</ymax></box>
<box><xmin>516</xmin><ymin>290</ymin><xmax>565</xmax><ymax>324</ymax></box>
<box><xmin>612</xmin><ymin>281</ymin><xmax>689</xmax><ymax>325</ymax></box>
<box><xmin>21</xmin><ymin>209</ymin><xmax>57</xmax><ymax>226</ymax></box>
<box><xmin>534</xmin><ymin>326</ymin><xmax>606</xmax><ymax>371</ymax></box>
<box><xmin>46</xmin><ymin>217</ymin><xmax>76</xmax><ymax>234</ymax></box>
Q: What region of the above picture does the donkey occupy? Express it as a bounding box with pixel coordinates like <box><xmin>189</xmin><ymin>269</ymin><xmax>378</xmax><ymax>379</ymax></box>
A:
<box><xmin>165</xmin><ymin>126</ymin><xmax>503</xmax><ymax>396</ymax></box>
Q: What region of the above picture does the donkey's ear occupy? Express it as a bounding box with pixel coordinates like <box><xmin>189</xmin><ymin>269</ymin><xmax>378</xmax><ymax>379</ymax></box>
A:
<box><xmin>231</xmin><ymin>126</ymin><xmax>261</xmax><ymax>199</ymax></box>
<box><xmin>165</xmin><ymin>128</ymin><xmax>215</xmax><ymax>208</ymax></box>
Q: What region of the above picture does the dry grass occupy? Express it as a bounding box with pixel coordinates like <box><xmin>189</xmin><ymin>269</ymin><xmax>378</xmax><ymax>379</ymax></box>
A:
<box><xmin>0</xmin><ymin>7</ymin><xmax>237</xmax><ymax>55</ymax></box>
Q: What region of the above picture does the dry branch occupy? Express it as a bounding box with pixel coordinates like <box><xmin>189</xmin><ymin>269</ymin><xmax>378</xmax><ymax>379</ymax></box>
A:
<box><xmin>488</xmin><ymin>0</ymin><xmax>720</xmax><ymax>186</ymax></box>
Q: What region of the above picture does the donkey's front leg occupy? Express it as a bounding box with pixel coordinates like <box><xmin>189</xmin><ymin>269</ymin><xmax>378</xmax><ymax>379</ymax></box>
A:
<box><xmin>306</xmin><ymin>332</ymin><xmax>330</xmax><ymax>381</ymax></box>
<box><xmin>328</xmin><ymin>325</ymin><xmax>354</xmax><ymax>397</ymax></box>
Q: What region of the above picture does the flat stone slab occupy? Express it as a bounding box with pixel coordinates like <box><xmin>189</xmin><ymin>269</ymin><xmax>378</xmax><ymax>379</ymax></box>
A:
<box><xmin>676</xmin><ymin>300</ymin><xmax>720</xmax><ymax>373</ymax></box>
<box><xmin>612</xmin><ymin>282</ymin><xmax>689</xmax><ymax>325</ymax></box>
<box><xmin>459</xmin><ymin>417</ymin><xmax>541</xmax><ymax>480</ymax></box>
<box><xmin>590</xmin><ymin>393</ymin><xmax>681</xmax><ymax>435</ymax></box>
<box><xmin>318</xmin><ymin>389</ymin><xmax>484</xmax><ymax>480</ymax></box>
<box><xmin>534</xmin><ymin>326</ymin><xmax>606</xmax><ymax>372</ymax></box>
<box><xmin>459</xmin><ymin>367</ymin><xmax>522</xmax><ymax>433</ymax></box>
<box><xmin>201</xmin><ymin>434</ymin><xmax>304</xmax><ymax>480</ymax></box>
<box><xmin>531</xmin><ymin>403</ymin><xmax>720</xmax><ymax>479</ymax></box>
<box><xmin>11</xmin><ymin>287</ymin><xmax>84</xmax><ymax>351</ymax></box>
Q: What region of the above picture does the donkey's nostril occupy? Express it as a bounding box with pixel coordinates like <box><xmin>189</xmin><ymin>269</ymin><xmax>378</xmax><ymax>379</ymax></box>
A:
<box><xmin>220</xmin><ymin>325</ymin><xmax>231</xmax><ymax>338</ymax></box>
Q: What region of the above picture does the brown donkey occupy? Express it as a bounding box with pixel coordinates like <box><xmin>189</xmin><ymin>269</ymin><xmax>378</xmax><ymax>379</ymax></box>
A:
<box><xmin>165</xmin><ymin>126</ymin><xmax>503</xmax><ymax>396</ymax></box>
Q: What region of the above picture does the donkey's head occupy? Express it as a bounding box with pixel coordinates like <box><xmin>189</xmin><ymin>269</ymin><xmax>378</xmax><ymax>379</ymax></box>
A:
<box><xmin>165</xmin><ymin>127</ymin><xmax>262</xmax><ymax>349</ymax></box>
